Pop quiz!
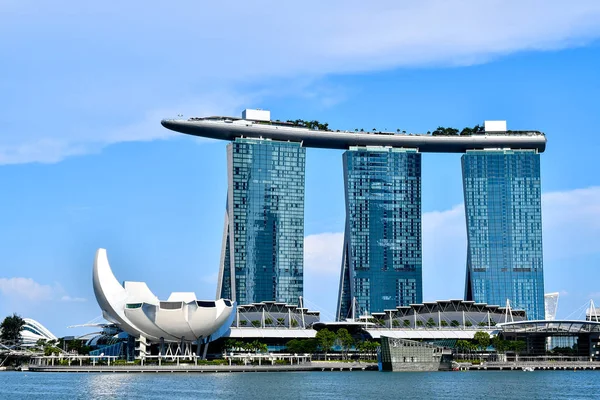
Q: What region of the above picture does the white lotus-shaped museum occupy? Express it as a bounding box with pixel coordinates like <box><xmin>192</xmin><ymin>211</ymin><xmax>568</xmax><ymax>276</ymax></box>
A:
<box><xmin>93</xmin><ymin>248</ymin><xmax>235</xmax><ymax>343</ymax></box>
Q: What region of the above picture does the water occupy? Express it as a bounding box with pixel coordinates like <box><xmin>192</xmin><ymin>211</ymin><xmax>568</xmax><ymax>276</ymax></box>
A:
<box><xmin>1</xmin><ymin>371</ymin><xmax>599</xmax><ymax>399</ymax></box>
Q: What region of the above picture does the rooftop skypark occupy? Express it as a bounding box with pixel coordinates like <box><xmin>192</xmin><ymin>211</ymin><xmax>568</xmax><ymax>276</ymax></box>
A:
<box><xmin>162</xmin><ymin>110</ymin><xmax>546</xmax><ymax>153</ymax></box>
<box><xmin>187</xmin><ymin>117</ymin><xmax>543</xmax><ymax>137</ymax></box>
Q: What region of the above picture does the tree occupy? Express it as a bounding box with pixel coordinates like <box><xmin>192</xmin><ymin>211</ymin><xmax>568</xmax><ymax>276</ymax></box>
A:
<box><xmin>251</xmin><ymin>320</ymin><xmax>261</xmax><ymax>328</ymax></box>
<box><xmin>416</xmin><ymin>320</ymin><xmax>424</xmax><ymax>327</ymax></box>
<box><xmin>507</xmin><ymin>340</ymin><xmax>526</xmax><ymax>354</ymax></box>
<box><xmin>250</xmin><ymin>340</ymin><xmax>267</xmax><ymax>353</ymax></box>
<box><xmin>392</xmin><ymin>319</ymin><xmax>400</xmax><ymax>327</ymax></box>
<box><xmin>473</xmin><ymin>331</ymin><xmax>491</xmax><ymax>351</ymax></box>
<box><xmin>357</xmin><ymin>340</ymin><xmax>379</xmax><ymax>359</ymax></box>
<box><xmin>315</xmin><ymin>329</ymin><xmax>336</xmax><ymax>357</ymax></box>
<box><xmin>450</xmin><ymin>320</ymin><xmax>460</xmax><ymax>327</ymax></box>
<box><xmin>336</xmin><ymin>328</ymin><xmax>354</xmax><ymax>360</ymax></box>
<box><xmin>440</xmin><ymin>320</ymin><xmax>448</xmax><ymax>327</ymax></box>
<box><xmin>426</xmin><ymin>317</ymin><xmax>436</xmax><ymax>327</ymax></box>
<box><xmin>224</xmin><ymin>339</ymin><xmax>237</xmax><ymax>351</ymax></box>
<box><xmin>287</xmin><ymin>339</ymin><xmax>318</xmax><ymax>354</ymax></box>
<box><xmin>403</xmin><ymin>319</ymin><xmax>411</xmax><ymax>327</ymax></box>
<box><xmin>465</xmin><ymin>321</ymin><xmax>473</xmax><ymax>327</ymax></box>
<box><xmin>286</xmin><ymin>339</ymin><xmax>303</xmax><ymax>353</ymax></box>
<box><xmin>277</xmin><ymin>318</ymin><xmax>285</xmax><ymax>326</ymax></box>
<box><xmin>0</xmin><ymin>313</ymin><xmax>25</xmax><ymax>343</ymax></box>
<box><xmin>264</xmin><ymin>318</ymin><xmax>273</xmax><ymax>326</ymax></box>
<box><xmin>456</xmin><ymin>340</ymin><xmax>471</xmax><ymax>352</ymax></box>
<box><xmin>492</xmin><ymin>336</ymin><xmax>507</xmax><ymax>353</ymax></box>
<box><xmin>301</xmin><ymin>339</ymin><xmax>318</xmax><ymax>354</ymax></box>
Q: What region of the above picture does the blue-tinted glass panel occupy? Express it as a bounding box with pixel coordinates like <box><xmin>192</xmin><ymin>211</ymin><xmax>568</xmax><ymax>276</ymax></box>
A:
<box><xmin>337</xmin><ymin>147</ymin><xmax>422</xmax><ymax>319</ymax></box>
<box><xmin>462</xmin><ymin>150</ymin><xmax>545</xmax><ymax>320</ymax></box>
<box><xmin>218</xmin><ymin>138</ymin><xmax>305</xmax><ymax>305</ymax></box>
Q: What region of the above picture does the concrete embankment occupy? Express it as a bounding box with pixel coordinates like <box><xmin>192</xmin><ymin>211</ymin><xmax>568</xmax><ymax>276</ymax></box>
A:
<box><xmin>468</xmin><ymin>362</ymin><xmax>600</xmax><ymax>371</ymax></box>
<box><xmin>27</xmin><ymin>362</ymin><xmax>378</xmax><ymax>373</ymax></box>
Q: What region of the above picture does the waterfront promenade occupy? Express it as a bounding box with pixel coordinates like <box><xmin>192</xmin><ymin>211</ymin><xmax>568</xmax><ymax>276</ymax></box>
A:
<box><xmin>27</xmin><ymin>361</ymin><xmax>377</xmax><ymax>373</ymax></box>
<box><xmin>468</xmin><ymin>361</ymin><xmax>600</xmax><ymax>371</ymax></box>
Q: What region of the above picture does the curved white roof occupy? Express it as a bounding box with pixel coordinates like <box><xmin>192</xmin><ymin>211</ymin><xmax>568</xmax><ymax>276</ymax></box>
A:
<box><xmin>20</xmin><ymin>318</ymin><xmax>58</xmax><ymax>346</ymax></box>
<box><xmin>93</xmin><ymin>248</ymin><xmax>235</xmax><ymax>343</ymax></box>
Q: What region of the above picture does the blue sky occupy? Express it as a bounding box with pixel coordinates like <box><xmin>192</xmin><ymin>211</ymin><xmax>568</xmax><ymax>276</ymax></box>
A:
<box><xmin>1</xmin><ymin>1</ymin><xmax>600</xmax><ymax>336</ymax></box>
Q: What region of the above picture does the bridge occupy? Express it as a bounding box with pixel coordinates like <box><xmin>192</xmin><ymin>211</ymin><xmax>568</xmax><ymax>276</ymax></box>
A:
<box><xmin>0</xmin><ymin>341</ymin><xmax>44</xmax><ymax>367</ymax></box>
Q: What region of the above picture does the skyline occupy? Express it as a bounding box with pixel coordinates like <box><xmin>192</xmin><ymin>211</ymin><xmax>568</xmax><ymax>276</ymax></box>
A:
<box><xmin>1</xmin><ymin>1</ymin><xmax>600</xmax><ymax>337</ymax></box>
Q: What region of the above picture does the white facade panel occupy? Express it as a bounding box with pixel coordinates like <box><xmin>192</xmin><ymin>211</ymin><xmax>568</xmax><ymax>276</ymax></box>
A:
<box><xmin>93</xmin><ymin>248</ymin><xmax>235</xmax><ymax>343</ymax></box>
<box><xmin>484</xmin><ymin>120</ymin><xmax>507</xmax><ymax>132</ymax></box>
<box><xmin>242</xmin><ymin>109</ymin><xmax>271</xmax><ymax>122</ymax></box>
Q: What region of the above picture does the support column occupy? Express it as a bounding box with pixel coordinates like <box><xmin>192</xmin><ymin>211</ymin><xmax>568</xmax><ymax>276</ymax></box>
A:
<box><xmin>196</xmin><ymin>337</ymin><xmax>203</xmax><ymax>357</ymax></box>
<box><xmin>202</xmin><ymin>342</ymin><xmax>209</xmax><ymax>360</ymax></box>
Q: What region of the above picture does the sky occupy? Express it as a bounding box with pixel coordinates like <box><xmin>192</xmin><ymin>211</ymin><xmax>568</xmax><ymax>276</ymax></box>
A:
<box><xmin>1</xmin><ymin>1</ymin><xmax>600</xmax><ymax>336</ymax></box>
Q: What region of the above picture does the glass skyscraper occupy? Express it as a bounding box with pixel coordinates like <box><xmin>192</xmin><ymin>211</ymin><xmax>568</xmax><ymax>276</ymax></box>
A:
<box><xmin>462</xmin><ymin>149</ymin><xmax>545</xmax><ymax>320</ymax></box>
<box><xmin>337</xmin><ymin>147</ymin><xmax>422</xmax><ymax>320</ymax></box>
<box><xmin>217</xmin><ymin>138</ymin><xmax>305</xmax><ymax>305</ymax></box>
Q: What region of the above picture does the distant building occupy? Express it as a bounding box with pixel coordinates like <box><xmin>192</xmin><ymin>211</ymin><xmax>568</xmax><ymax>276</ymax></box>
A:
<box><xmin>217</xmin><ymin>138</ymin><xmax>306</xmax><ymax>305</ymax></box>
<box><xmin>93</xmin><ymin>248</ymin><xmax>235</xmax><ymax>359</ymax></box>
<box><xmin>463</xmin><ymin>149</ymin><xmax>545</xmax><ymax>320</ymax></box>
<box><xmin>379</xmin><ymin>337</ymin><xmax>452</xmax><ymax>372</ymax></box>
<box><xmin>337</xmin><ymin>147</ymin><xmax>422</xmax><ymax>320</ymax></box>
<box><xmin>545</xmin><ymin>292</ymin><xmax>560</xmax><ymax>321</ymax></box>
<box><xmin>18</xmin><ymin>318</ymin><xmax>57</xmax><ymax>347</ymax></box>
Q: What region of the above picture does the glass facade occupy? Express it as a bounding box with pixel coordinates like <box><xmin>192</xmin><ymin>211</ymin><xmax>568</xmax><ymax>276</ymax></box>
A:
<box><xmin>337</xmin><ymin>147</ymin><xmax>422</xmax><ymax>320</ymax></box>
<box><xmin>462</xmin><ymin>150</ymin><xmax>545</xmax><ymax>320</ymax></box>
<box><xmin>217</xmin><ymin>138</ymin><xmax>305</xmax><ymax>305</ymax></box>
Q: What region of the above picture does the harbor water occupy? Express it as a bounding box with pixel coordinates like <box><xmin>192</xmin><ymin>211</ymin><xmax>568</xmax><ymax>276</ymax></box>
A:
<box><xmin>1</xmin><ymin>370</ymin><xmax>600</xmax><ymax>399</ymax></box>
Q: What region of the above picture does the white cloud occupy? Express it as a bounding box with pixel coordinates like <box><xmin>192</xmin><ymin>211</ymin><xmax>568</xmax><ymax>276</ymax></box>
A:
<box><xmin>60</xmin><ymin>295</ymin><xmax>87</xmax><ymax>303</ymax></box>
<box><xmin>304</xmin><ymin>232</ymin><xmax>344</xmax><ymax>276</ymax></box>
<box><xmin>0</xmin><ymin>90</ymin><xmax>257</xmax><ymax>165</ymax></box>
<box><xmin>0</xmin><ymin>278</ymin><xmax>55</xmax><ymax>302</ymax></box>
<box><xmin>303</xmin><ymin>232</ymin><xmax>344</xmax><ymax>319</ymax></box>
<box><xmin>542</xmin><ymin>187</ymin><xmax>600</xmax><ymax>260</ymax></box>
<box><xmin>0</xmin><ymin>277</ymin><xmax>85</xmax><ymax>303</ymax></box>
<box><xmin>2</xmin><ymin>1</ymin><xmax>600</xmax><ymax>164</ymax></box>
